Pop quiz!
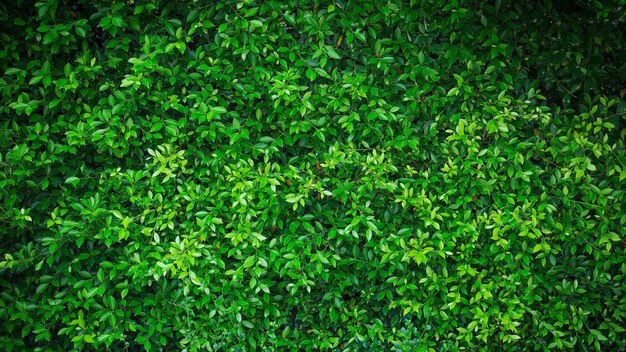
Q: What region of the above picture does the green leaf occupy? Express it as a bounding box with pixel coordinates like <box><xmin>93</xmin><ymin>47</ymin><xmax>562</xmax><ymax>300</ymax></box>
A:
<box><xmin>354</xmin><ymin>31</ymin><xmax>366</xmax><ymax>41</ymax></box>
<box><xmin>447</xmin><ymin>87</ymin><xmax>459</xmax><ymax>96</ymax></box>
<box><xmin>325</xmin><ymin>45</ymin><xmax>341</xmax><ymax>59</ymax></box>
<box><xmin>417</xmin><ymin>51</ymin><xmax>425</xmax><ymax>64</ymax></box>
<box><xmin>306</xmin><ymin>68</ymin><xmax>317</xmax><ymax>81</ymax></box>
<box><xmin>590</xmin><ymin>329</ymin><xmax>608</xmax><ymax>341</ymax></box>
<box><xmin>5</xmin><ymin>68</ymin><xmax>23</xmax><ymax>75</ymax></box>
<box><xmin>65</xmin><ymin>177</ymin><xmax>80</xmax><ymax>187</ymax></box>
<box><xmin>150</xmin><ymin>122</ymin><xmax>163</xmax><ymax>133</ymax></box>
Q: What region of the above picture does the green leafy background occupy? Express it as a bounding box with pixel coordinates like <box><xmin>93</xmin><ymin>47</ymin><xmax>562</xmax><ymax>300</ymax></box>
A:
<box><xmin>1</xmin><ymin>0</ymin><xmax>625</xmax><ymax>350</ymax></box>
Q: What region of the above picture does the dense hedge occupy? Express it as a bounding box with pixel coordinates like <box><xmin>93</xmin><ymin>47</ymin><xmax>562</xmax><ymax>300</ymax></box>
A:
<box><xmin>1</xmin><ymin>0</ymin><xmax>625</xmax><ymax>350</ymax></box>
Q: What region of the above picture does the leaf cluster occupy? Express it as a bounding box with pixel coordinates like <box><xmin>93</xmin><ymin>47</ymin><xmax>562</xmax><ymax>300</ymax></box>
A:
<box><xmin>0</xmin><ymin>0</ymin><xmax>625</xmax><ymax>351</ymax></box>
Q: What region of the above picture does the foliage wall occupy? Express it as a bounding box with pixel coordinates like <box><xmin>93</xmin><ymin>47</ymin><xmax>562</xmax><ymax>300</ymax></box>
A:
<box><xmin>1</xmin><ymin>0</ymin><xmax>625</xmax><ymax>350</ymax></box>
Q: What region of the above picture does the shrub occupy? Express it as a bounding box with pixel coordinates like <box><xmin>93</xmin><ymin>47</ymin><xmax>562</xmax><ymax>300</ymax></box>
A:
<box><xmin>1</xmin><ymin>0</ymin><xmax>624</xmax><ymax>350</ymax></box>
